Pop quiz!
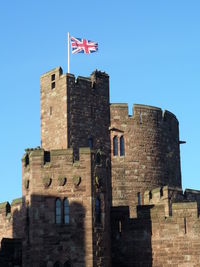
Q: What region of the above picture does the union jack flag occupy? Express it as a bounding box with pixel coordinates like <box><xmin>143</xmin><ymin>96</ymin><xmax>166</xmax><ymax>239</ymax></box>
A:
<box><xmin>70</xmin><ymin>36</ymin><xmax>98</xmax><ymax>54</ymax></box>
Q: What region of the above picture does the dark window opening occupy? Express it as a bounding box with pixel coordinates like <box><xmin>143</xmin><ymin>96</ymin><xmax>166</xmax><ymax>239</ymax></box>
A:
<box><xmin>51</xmin><ymin>82</ymin><xmax>56</xmax><ymax>89</ymax></box>
<box><xmin>88</xmin><ymin>137</ymin><xmax>93</xmax><ymax>149</ymax></box>
<box><xmin>113</xmin><ymin>136</ymin><xmax>118</xmax><ymax>156</ymax></box>
<box><xmin>120</xmin><ymin>136</ymin><xmax>125</xmax><ymax>156</ymax></box>
<box><xmin>25</xmin><ymin>154</ymin><xmax>29</xmax><ymax>166</ymax></box>
<box><xmin>96</xmin><ymin>152</ymin><xmax>101</xmax><ymax>165</ymax></box>
<box><xmin>63</xmin><ymin>198</ymin><xmax>69</xmax><ymax>224</ymax></box>
<box><xmin>50</xmin><ymin>107</ymin><xmax>53</xmax><ymax>116</ymax></box>
<box><xmin>184</xmin><ymin>217</ymin><xmax>187</xmax><ymax>234</ymax></box>
<box><xmin>6</xmin><ymin>203</ymin><xmax>11</xmax><ymax>215</ymax></box>
<box><xmin>140</xmin><ymin>112</ymin><xmax>142</xmax><ymax>124</ymax></box>
<box><xmin>160</xmin><ymin>187</ymin><xmax>163</xmax><ymax>197</ymax></box>
<box><xmin>95</xmin><ymin>198</ymin><xmax>101</xmax><ymax>224</ymax></box>
<box><xmin>55</xmin><ymin>199</ymin><xmax>61</xmax><ymax>224</ymax></box>
<box><xmin>149</xmin><ymin>191</ymin><xmax>152</xmax><ymax>200</ymax></box>
<box><xmin>44</xmin><ymin>151</ymin><xmax>51</xmax><ymax>163</ymax></box>
<box><xmin>137</xmin><ymin>192</ymin><xmax>141</xmax><ymax>205</ymax></box>
<box><xmin>51</xmin><ymin>74</ymin><xmax>55</xmax><ymax>81</ymax></box>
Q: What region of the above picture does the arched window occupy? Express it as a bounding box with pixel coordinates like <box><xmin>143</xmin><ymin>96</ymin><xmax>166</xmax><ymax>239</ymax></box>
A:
<box><xmin>113</xmin><ymin>136</ymin><xmax>118</xmax><ymax>156</ymax></box>
<box><xmin>55</xmin><ymin>198</ymin><xmax>61</xmax><ymax>224</ymax></box>
<box><xmin>120</xmin><ymin>136</ymin><xmax>125</xmax><ymax>156</ymax></box>
<box><xmin>54</xmin><ymin>262</ymin><xmax>61</xmax><ymax>267</ymax></box>
<box><xmin>64</xmin><ymin>198</ymin><xmax>69</xmax><ymax>224</ymax></box>
<box><xmin>64</xmin><ymin>260</ymin><xmax>71</xmax><ymax>267</ymax></box>
<box><xmin>95</xmin><ymin>198</ymin><xmax>101</xmax><ymax>224</ymax></box>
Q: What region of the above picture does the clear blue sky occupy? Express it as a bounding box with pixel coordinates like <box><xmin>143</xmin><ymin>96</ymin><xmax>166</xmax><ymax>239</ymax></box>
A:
<box><xmin>0</xmin><ymin>0</ymin><xmax>200</xmax><ymax>203</ymax></box>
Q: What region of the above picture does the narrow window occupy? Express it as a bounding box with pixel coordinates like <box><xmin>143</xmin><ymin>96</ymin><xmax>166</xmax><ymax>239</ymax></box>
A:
<box><xmin>149</xmin><ymin>191</ymin><xmax>152</xmax><ymax>200</ymax></box>
<box><xmin>113</xmin><ymin>136</ymin><xmax>118</xmax><ymax>156</ymax></box>
<box><xmin>140</xmin><ymin>112</ymin><xmax>142</xmax><ymax>124</ymax></box>
<box><xmin>96</xmin><ymin>152</ymin><xmax>101</xmax><ymax>165</ymax></box>
<box><xmin>50</xmin><ymin>106</ymin><xmax>53</xmax><ymax>116</ymax></box>
<box><xmin>51</xmin><ymin>82</ymin><xmax>56</xmax><ymax>89</ymax></box>
<box><xmin>64</xmin><ymin>261</ymin><xmax>71</xmax><ymax>267</ymax></box>
<box><xmin>137</xmin><ymin>192</ymin><xmax>141</xmax><ymax>205</ymax></box>
<box><xmin>120</xmin><ymin>136</ymin><xmax>125</xmax><ymax>156</ymax></box>
<box><xmin>51</xmin><ymin>74</ymin><xmax>55</xmax><ymax>81</ymax></box>
<box><xmin>25</xmin><ymin>154</ymin><xmax>29</xmax><ymax>166</ymax></box>
<box><xmin>55</xmin><ymin>198</ymin><xmax>61</xmax><ymax>224</ymax></box>
<box><xmin>88</xmin><ymin>137</ymin><xmax>93</xmax><ymax>148</ymax></box>
<box><xmin>184</xmin><ymin>217</ymin><xmax>187</xmax><ymax>234</ymax></box>
<box><xmin>160</xmin><ymin>187</ymin><xmax>163</xmax><ymax>197</ymax></box>
<box><xmin>44</xmin><ymin>151</ymin><xmax>51</xmax><ymax>163</ymax></box>
<box><xmin>64</xmin><ymin>198</ymin><xmax>69</xmax><ymax>224</ymax></box>
<box><xmin>118</xmin><ymin>220</ymin><xmax>122</xmax><ymax>234</ymax></box>
<box><xmin>95</xmin><ymin>198</ymin><xmax>101</xmax><ymax>224</ymax></box>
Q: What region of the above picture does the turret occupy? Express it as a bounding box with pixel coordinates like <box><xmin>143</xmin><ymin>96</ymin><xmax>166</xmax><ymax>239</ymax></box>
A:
<box><xmin>110</xmin><ymin>103</ymin><xmax>182</xmax><ymax>216</ymax></box>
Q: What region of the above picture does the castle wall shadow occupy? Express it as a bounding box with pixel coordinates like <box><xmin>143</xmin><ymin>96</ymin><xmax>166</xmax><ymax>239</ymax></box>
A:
<box><xmin>10</xmin><ymin>194</ymin><xmax>86</xmax><ymax>267</ymax></box>
<box><xmin>111</xmin><ymin>205</ymin><xmax>153</xmax><ymax>267</ymax></box>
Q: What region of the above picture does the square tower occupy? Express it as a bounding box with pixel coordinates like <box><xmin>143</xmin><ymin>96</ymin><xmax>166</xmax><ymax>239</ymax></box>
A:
<box><xmin>40</xmin><ymin>67</ymin><xmax>110</xmax><ymax>156</ymax></box>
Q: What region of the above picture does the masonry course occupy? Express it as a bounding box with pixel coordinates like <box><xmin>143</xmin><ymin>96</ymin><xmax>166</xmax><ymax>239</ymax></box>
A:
<box><xmin>0</xmin><ymin>67</ymin><xmax>200</xmax><ymax>266</ymax></box>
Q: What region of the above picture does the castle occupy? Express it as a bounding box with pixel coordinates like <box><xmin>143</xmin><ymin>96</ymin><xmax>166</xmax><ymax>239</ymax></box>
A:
<box><xmin>0</xmin><ymin>67</ymin><xmax>200</xmax><ymax>267</ymax></box>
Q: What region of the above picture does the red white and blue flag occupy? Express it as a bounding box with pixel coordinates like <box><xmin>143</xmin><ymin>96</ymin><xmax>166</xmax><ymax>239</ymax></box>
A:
<box><xmin>70</xmin><ymin>36</ymin><xmax>98</xmax><ymax>54</ymax></box>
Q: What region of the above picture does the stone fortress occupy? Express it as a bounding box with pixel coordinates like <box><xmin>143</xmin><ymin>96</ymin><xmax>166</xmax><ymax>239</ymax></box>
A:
<box><xmin>0</xmin><ymin>67</ymin><xmax>200</xmax><ymax>266</ymax></box>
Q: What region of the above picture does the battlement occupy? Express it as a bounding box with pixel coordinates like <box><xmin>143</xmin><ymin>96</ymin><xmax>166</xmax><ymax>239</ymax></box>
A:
<box><xmin>0</xmin><ymin>198</ymin><xmax>23</xmax><ymax>217</ymax></box>
<box><xmin>22</xmin><ymin>147</ymin><xmax>93</xmax><ymax>167</ymax></box>
<box><xmin>143</xmin><ymin>185</ymin><xmax>200</xmax><ymax>218</ymax></box>
<box><xmin>21</xmin><ymin>146</ymin><xmax>109</xmax><ymax>200</ymax></box>
<box><xmin>41</xmin><ymin>67</ymin><xmax>110</xmax><ymax>151</ymax></box>
<box><xmin>144</xmin><ymin>185</ymin><xmax>183</xmax><ymax>204</ymax></box>
<box><xmin>144</xmin><ymin>185</ymin><xmax>183</xmax><ymax>216</ymax></box>
<box><xmin>41</xmin><ymin>67</ymin><xmax>109</xmax><ymax>90</ymax></box>
<box><xmin>110</xmin><ymin>103</ymin><xmax>178</xmax><ymax>127</ymax></box>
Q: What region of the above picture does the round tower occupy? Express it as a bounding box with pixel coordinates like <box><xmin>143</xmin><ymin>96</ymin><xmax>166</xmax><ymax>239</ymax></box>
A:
<box><xmin>110</xmin><ymin>103</ymin><xmax>182</xmax><ymax>215</ymax></box>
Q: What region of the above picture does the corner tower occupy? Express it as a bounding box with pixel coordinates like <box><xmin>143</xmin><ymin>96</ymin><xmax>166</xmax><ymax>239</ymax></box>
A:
<box><xmin>40</xmin><ymin>67</ymin><xmax>110</xmax><ymax>155</ymax></box>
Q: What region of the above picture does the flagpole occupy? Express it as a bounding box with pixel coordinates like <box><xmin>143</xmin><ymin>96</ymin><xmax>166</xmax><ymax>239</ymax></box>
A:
<box><xmin>68</xmin><ymin>32</ymin><xmax>70</xmax><ymax>73</ymax></box>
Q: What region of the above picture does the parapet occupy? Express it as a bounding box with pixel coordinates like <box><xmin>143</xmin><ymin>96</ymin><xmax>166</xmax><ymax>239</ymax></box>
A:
<box><xmin>40</xmin><ymin>66</ymin><xmax>63</xmax><ymax>78</ymax></box>
<box><xmin>0</xmin><ymin>197</ymin><xmax>23</xmax><ymax>218</ymax></box>
<box><xmin>172</xmin><ymin>202</ymin><xmax>198</xmax><ymax>218</ymax></box>
<box><xmin>143</xmin><ymin>185</ymin><xmax>200</xmax><ymax>219</ymax></box>
<box><xmin>110</xmin><ymin>103</ymin><xmax>179</xmax><ymax>129</ymax></box>
<box><xmin>41</xmin><ymin>67</ymin><xmax>109</xmax><ymax>91</ymax></box>
<box><xmin>144</xmin><ymin>185</ymin><xmax>183</xmax><ymax>205</ymax></box>
<box><xmin>22</xmin><ymin>147</ymin><xmax>93</xmax><ymax>167</ymax></box>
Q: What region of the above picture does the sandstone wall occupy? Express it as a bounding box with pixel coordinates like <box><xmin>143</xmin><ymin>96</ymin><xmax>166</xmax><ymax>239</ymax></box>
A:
<box><xmin>22</xmin><ymin>147</ymin><xmax>111</xmax><ymax>267</ymax></box>
<box><xmin>111</xmin><ymin>186</ymin><xmax>200</xmax><ymax>267</ymax></box>
<box><xmin>41</xmin><ymin>67</ymin><xmax>68</xmax><ymax>150</ymax></box>
<box><xmin>0</xmin><ymin>198</ymin><xmax>24</xmax><ymax>246</ymax></box>
<box><xmin>110</xmin><ymin>103</ymin><xmax>182</xmax><ymax>215</ymax></box>
<box><xmin>41</xmin><ymin>68</ymin><xmax>110</xmax><ymax>157</ymax></box>
<box><xmin>67</xmin><ymin>70</ymin><xmax>110</xmax><ymax>157</ymax></box>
